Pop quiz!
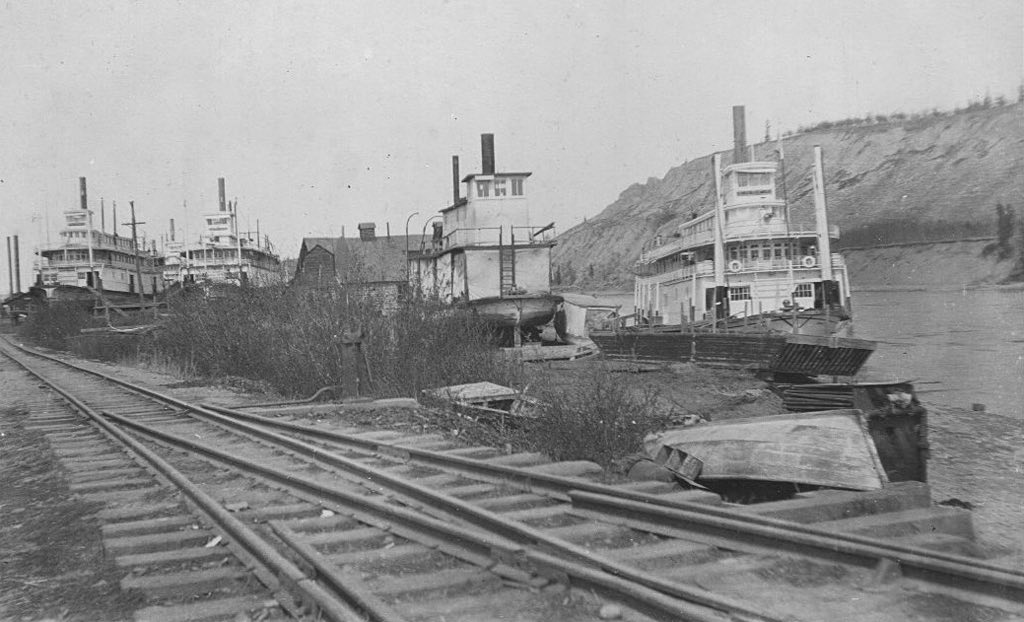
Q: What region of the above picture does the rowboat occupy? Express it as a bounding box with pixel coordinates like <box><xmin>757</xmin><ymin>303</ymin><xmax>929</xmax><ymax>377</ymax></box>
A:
<box><xmin>644</xmin><ymin>408</ymin><xmax>889</xmax><ymax>492</ymax></box>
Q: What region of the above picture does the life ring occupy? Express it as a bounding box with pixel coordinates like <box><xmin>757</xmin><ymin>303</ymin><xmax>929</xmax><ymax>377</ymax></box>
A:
<box><xmin>728</xmin><ymin>260</ymin><xmax>743</xmax><ymax>273</ymax></box>
<box><xmin>801</xmin><ymin>255</ymin><xmax>816</xmax><ymax>268</ymax></box>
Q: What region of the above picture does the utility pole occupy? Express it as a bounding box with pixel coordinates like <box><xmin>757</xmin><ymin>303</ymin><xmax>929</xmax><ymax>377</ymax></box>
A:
<box><xmin>124</xmin><ymin>201</ymin><xmax>147</xmax><ymax>307</ymax></box>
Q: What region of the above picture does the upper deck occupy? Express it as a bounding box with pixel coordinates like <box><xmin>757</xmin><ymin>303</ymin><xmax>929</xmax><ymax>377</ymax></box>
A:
<box><xmin>638</xmin><ymin>160</ymin><xmax>838</xmax><ymax>265</ymax></box>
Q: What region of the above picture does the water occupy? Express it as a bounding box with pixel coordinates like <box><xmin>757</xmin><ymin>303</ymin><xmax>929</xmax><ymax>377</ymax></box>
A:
<box><xmin>853</xmin><ymin>286</ymin><xmax>1024</xmax><ymax>420</ymax></box>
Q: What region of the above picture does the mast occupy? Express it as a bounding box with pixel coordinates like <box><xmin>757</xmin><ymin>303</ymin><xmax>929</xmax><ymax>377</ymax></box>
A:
<box><xmin>80</xmin><ymin>178</ymin><xmax>95</xmax><ymax>288</ymax></box>
<box><xmin>125</xmin><ymin>201</ymin><xmax>146</xmax><ymax>305</ymax></box>
<box><xmin>812</xmin><ymin>146</ymin><xmax>833</xmax><ymax>281</ymax></box>
<box><xmin>712</xmin><ymin>153</ymin><xmax>726</xmax><ymax>287</ymax></box>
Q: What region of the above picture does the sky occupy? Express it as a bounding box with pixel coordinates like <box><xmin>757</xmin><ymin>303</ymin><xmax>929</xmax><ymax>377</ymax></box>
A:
<box><xmin>1</xmin><ymin>0</ymin><xmax>1021</xmax><ymax>291</ymax></box>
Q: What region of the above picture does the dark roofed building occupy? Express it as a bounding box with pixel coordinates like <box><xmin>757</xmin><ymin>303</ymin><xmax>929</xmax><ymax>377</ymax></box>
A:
<box><xmin>293</xmin><ymin>224</ymin><xmax>427</xmax><ymax>305</ymax></box>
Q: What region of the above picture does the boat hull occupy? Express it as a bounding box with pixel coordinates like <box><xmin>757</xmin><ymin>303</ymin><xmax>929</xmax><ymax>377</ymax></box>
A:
<box><xmin>467</xmin><ymin>294</ymin><xmax>563</xmax><ymax>329</ymax></box>
<box><xmin>589</xmin><ymin>328</ymin><xmax>875</xmax><ymax>377</ymax></box>
<box><xmin>644</xmin><ymin>409</ymin><xmax>889</xmax><ymax>491</ymax></box>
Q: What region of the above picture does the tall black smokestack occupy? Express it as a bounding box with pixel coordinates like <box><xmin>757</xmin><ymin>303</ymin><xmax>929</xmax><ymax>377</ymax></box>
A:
<box><xmin>6</xmin><ymin>237</ymin><xmax>12</xmax><ymax>295</ymax></box>
<box><xmin>218</xmin><ymin>178</ymin><xmax>226</xmax><ymax>212</ymax></box>
<box><xmin>170</xmin><ymin>218</ymin><xmax>175</xmax><ymax>242</ymax></box>
<box><xmin>13</xmin><ymin>235</ymin><xmax>21</xmax><ymax>293</ymax></box>
<box><xmin>79</xmin><ymin>177</ymin><xmax>88</xmax><ymax>211</ymax></box>
<box><xmin>481</xmin><ymin>134</ymin><xmax>495</xmax><ymax>175</ymax></box>
<box><xmin>452</xmin><ymin>155</ymin><xmax>460</xmax><ymax>204</ymax></box>
<box><xmin>100</xmin><ymin>198</ymin><xmax>105</xmax><ymax>233</ymax></box>
<box><xmin>732</xmin><ymin>105</ymin><xmax>747</xmax><ymax>164</ymax></box>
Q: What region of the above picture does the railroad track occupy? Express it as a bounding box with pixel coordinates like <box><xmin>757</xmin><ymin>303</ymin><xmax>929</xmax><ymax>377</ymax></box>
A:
<box><xmin>2</xmin><ymin>337</ymin><xmax>1022</xmax><ymax>622</ymax></box>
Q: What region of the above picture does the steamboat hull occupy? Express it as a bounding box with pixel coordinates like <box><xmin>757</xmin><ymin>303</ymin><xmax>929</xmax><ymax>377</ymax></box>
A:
<box><xmin>589</xmin><ymin>328</ymin><xmax>875</xmax><ymax>377</ymax></box>
<box><xmin>467</xmin><ymin>294</ymin><xmax>563</xmax><ymax>329</ymax></box>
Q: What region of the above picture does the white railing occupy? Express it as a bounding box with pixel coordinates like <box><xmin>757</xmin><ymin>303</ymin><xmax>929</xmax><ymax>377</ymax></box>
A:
<box><xmin>637</xmin><ymin>260</ymin><xmax>714</xmax><ymax>283</ymax></box>
<box><xmin>639</xmin><ymin>224</ymin><xmax>843</xmax><ymax>263</ymax></box>
<box><xmin>443</xmin><ymin>225</ymin><xmax>556</xmax><ymax>250</ymax></box>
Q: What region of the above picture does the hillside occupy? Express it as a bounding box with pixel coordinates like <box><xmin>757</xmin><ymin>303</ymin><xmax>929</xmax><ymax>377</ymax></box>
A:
<box><xmin>552</xmin><ymin>103</ymin><xmax>1024</xmax><ymax>288</ymax></box>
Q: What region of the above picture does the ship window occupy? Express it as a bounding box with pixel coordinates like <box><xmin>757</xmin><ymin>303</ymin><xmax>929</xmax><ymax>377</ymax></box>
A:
<box><xmin>737</xmin><ymin>172</ymin><xmax>772</xmax><ymax>187</ymax></box>
<box><xmin>793</xmin><ymin>283</ymin><xmax>813</xmax><ymax>298</ymax></box>
<box><xmin>476</xmin><ymin>181</ymin><xmax>490</xmax><ymax>197</ymax></box>
<box><xmin>749</xmin><ymin>248</ymin><xmax>760</xmax><ymax>260</ymax></box>
<box><xmin>729</xmin><ymin>248</ymin><xmax>739</xmax><ymax>260</ymax></box>
<box><xmin>729</xmin><ymin>286</ymin><xmax>751</xmax><ymax>301</ymax></box>
<box><xmin>493</xmin><ymin>179</ymin><xmax>507</xmax><ymax>196</ymax></box>
<box><xmin>511</xmin><ymin>178</ymin><xmax>524</xmax><ymax>196</ymax></box>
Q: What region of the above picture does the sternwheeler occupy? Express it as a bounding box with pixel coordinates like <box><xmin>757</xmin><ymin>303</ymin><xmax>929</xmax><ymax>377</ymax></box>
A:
<box><xmin>590</xmin><ymin>107</ymin><xmax>873</xmax><ymax>378</ymax></box>
<box><xmin>33</xmin><ymin>177</ymin><xmax>166</xmax><ymax>307</ymax></box>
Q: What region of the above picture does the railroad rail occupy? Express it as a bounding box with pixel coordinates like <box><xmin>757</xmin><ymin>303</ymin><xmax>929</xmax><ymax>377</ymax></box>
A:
<box><xmin>2</xmin><ymin>336</ymin><xmax>1022</xmax><ymax>622</ymax></box>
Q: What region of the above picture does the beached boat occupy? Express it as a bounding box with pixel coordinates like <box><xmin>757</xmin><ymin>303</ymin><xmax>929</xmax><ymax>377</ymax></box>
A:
<box><xmin>163</xmin><ymin>178</ymin><xmax>282</xmax><ymax>288</ymax></box>
<box><xmin>33</xmin><ymin>177</ymin><xmax>166</xmax><ymax>306</ymax></box>
<box><xmin>590</xmin><ymin>107</ymin><xmax>869</xmax><ymax>374</ymax></box>
<box><xmin>409</xmin><ymin>135</ymin><xmax>560</xmax><ymax>345</ymax></box>
<box><xmin>628</xmin><ymin>106</ymin><xmax>852</xmax><ymax>336</ymax></box>
<box><xmin>644</xmin><ymin>409</ymin><xmax>890</xmax><ymax>492</ymax></box>
<box><xmin>467</xmin><ymin>293</ymin><xmax>563</xmax><ymax>328</ymax></box>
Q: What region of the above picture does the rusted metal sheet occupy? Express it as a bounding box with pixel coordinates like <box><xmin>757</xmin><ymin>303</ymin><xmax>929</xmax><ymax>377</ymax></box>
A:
<box><xmin>644</xmin><ymin>409</ymin><xmax>889</xmax><ymax>490</ymax></box>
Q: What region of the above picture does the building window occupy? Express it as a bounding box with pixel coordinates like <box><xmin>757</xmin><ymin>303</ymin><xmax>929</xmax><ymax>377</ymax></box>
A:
<box><xmin>511</xmin><ymin>178</ymin><xmax>524</xmax><ymax>196</ymax></box>
<box><xmin>793</xmin><ymin>283</ymin><xmax>813</xmax><ymax>298</ymax></box>
<box><xmin>476</xmin><ymin>181</ymin><xmax>490</xmax><ymax>197</ymax></box>
<box><xmin>729</xmin><ymin>286</ymin><xmax>751</xmax><ymax>301</ymax></box>
<box><xmin>493</xmin><ymin>179</ymin><xmax>507</xmax><ymax>196</ymax></box>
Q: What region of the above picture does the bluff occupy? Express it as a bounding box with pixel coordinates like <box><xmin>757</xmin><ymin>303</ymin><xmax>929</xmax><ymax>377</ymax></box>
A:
<box><xmin>552</xmin><ymin>103</ymin><xmax>1024</xmax><ymax>289</ymax></box>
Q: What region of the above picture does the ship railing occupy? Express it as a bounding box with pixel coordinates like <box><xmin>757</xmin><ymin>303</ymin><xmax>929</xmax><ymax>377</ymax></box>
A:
<box><xmin>443</xmin><ymin>226</ymin><xmax>556</xmax><ymax>249</ymax></box>
<box><xmin>636</xmin><ymin>260</ymin><xmax>714</xmax><ymax>282</ymax></box>
<box><xmin>723</xmin><ymin>224</ymin><xmax>841</xmax><ymax>242</ymax></box>
<box><xmin>724</xmin><ymin>253</ymin><xmax>846</xmax><ymax>273</ymax></box>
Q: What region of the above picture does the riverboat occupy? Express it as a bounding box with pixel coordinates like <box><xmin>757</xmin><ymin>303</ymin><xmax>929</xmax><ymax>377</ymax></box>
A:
<box><xmin>590</xmin><ymin>107</ymin><xmax>870</xmax><ymax>376</ymax></box>
<box><xmin>33</xmin><ymin>178</ymin><xmax>166</xmax><ymax>305</ymax></box>
<box><xmin>410</xmin><ymin>134</ymin><xmax>560</xmax><ymax>345</ymax></box>
<box><xmin>163</xmin><ymin>178</ymin><xmax>282</xmax><ymax>288</ymax></box>
<box><xmin>630</xmin><ymin>106</ymin><xmax>852</xmax><ymax>335</ymax></box>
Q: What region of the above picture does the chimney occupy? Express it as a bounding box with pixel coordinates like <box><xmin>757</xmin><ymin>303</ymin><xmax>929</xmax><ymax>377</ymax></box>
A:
<box><xmin>218</xmin><ymin>178</ymin><xmax>226</xmax><ymax>212</ymax></box>
<box><xmin>101</xmin><ymin>198</ymin><xmax>105</xmax><ymax>232</ymax></box>
<box><xmin>6</xmin><ymin>237</ymin><xmax>12</xmax><ymax>295</ymax></box>
<box><xmin>481</xmin><ymin>133</ymin><xmax>495</xmax><ymax>175</ymax></box>
<box><xmin>732</xmin><ymin>106</ymin><xmax>747</xmax><ymax>164</ymax></box>
<box><xmin>452</xmin><ymin>155</ymin><xmax>460</xmax><ymax>204</ymax></box>
<box><xmin>79</xmin><ymin>177</ymin><xmax>88</xmax><ymax>211</ymax></box>
<box><xmin>358</xmin><ymin>222</ymin><xmax>376</xmax><ymax>241</ymax></box>
<box><xmin>112</xmin><ymin>202</ymin><xmax>118</xmax><ymax>238</ymax></box>
<box><xmin>13</xmin><ymin>235</ymin><xmax>21</xmax><ymax>293</ymax></box>
<box><xmin>170</xmin><ymin>218</ymin><xmax>175</xmax><ymax>242</ymax></box>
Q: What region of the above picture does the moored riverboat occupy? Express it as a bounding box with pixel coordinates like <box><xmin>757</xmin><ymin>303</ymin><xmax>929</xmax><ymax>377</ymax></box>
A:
<box><xmin>591</xmin><ymin>107</ymin><xmax>869</xmax><ymax>374</ymax></box>
<box><xmin>33</xmin><ymin>177</ymin><xmax>166</xmax><ymax>308</ymax></box>
<box><xmin>410</xmin><ymin>134</ymin><xmax>560</xmax><ymax>347</ymax></box>
<box><xmin>163</xmin><ymin>178</ymin><xmax>282</xmax><ymax>289</ymax></box>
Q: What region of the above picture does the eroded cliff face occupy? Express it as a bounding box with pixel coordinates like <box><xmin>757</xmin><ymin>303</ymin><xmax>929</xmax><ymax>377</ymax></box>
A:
<box><xmin>553</xmin><ymin>104</ymin><xmax>1023</xmax><ymax>288</ymax></box>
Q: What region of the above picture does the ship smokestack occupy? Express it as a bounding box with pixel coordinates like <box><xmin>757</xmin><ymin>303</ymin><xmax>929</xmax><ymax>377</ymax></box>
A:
<box><xmin>79</xmin><ymin>177</ymin><xmax>88</xmax><ymax>211</ymax></box>
<box><xmin>732</xmin><ymin>105</ymin><xmax>747</xmax><ymax>164</ymax></box>
<box><xmin>452</xmin><ymin>155</ymin><xmax>460</xmax><ymax>204</ymax></box>
<box><xmin>481</xmin><ymin>134</ymin><xmax>495</xmax><ymax>175</ymax></box>
<box><xmin>218</xmin><ymin>178</ymin><xmax>226</xmax><ymax>212</ymax></box>
<box><xmin>13</xmin><ymin>235</ymin><xmax>21</xmax><ymax>293</ymax></box>
<box><xmin>6</xmin><ymin>237</ymin><xmax>12</xmax><ymax>295</ymax></box>
<box><xmin>170</xmin><ymin>218</ymin><xmax>175</xmax><ymax>242</ymax></box>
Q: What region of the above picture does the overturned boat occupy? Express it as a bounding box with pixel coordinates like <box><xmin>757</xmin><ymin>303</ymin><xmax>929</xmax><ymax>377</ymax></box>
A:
<box><xmin>644</xmin><ymin>409</ymin><xmax>890</xmax><ymax>495</ymax></box>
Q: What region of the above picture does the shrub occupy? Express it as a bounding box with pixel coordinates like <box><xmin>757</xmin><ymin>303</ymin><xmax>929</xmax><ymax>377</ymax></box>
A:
<box><xmin>19</xmin><ymin>301</ymin><xmax>95</xmax><ymax>349</ymax></box>
<box><xmin>524</xmin><ymin>365</ymin><xmax>673</xmax><ymax>468</ymax></box>
<box><xmin>145</xmin><ymin>284</ymin><xmax>519</xmax><ymax>398</ymax></box>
